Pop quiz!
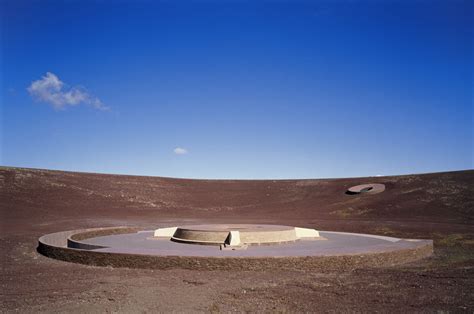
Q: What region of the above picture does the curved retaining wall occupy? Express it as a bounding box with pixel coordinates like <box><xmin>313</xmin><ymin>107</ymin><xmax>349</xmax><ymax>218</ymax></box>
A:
<box><xmin>37</xmin><ymin>227</ymin><xmax>434</xmax><ymax>271</ymax></box>
<box><xmin>171</xmin><ymin>225</ymin><xmax>299</xmax><ymax>245</ymax></box>
<box><xmin>38</xmin><ymin>227</ymin><xmax>140</xmax><ymax>250</ymax></box>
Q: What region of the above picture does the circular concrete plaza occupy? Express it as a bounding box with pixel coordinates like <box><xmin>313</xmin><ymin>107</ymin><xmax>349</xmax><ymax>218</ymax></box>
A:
<box><xmin>38</xmin><ymin>224</ymin><xmax>433</xmax><ymax>270</ymax></box>
<box><xmin>81</xmin><ymin>230</ymin><xmax>427</xmax><ymax>257</ymax></box>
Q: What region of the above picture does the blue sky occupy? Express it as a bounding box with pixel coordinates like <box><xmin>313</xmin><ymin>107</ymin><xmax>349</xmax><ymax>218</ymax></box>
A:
<box><xmin>1</xmin><ymin>0</ymin><xmax>472</xmax><ymax>179</ymax></box>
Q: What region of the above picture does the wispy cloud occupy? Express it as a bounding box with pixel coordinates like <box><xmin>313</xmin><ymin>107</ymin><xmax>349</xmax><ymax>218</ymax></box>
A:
<box><xmin>27</xmin><ymin>72</ymin><xmax>108</xmax><ymax>110</ymax></box>
<box><xmin>173</xmin><ymin>147</ymin><xmax>188</xmax><ymax>155</ymax></box>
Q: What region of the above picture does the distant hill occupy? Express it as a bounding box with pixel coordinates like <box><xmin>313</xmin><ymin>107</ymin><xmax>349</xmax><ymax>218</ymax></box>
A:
<box><xmin>1</xmin><ymin>167</ymin><xmax>472</xmax><ymax>232</ymax></box>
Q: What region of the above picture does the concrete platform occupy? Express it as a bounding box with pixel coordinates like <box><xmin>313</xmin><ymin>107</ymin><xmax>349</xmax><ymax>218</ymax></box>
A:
<box><xmin>81</xmin><ymin>230</ymin><xmax>427</xmax><ymax>257</ymax></box>
<box><xmin>37</xmin><ymin>225</ymin><xmax>433</xmax><ymax>270</ymax></box>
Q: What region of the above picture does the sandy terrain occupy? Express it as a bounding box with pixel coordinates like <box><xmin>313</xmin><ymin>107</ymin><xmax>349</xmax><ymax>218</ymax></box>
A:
<box><xmin>1</xmin><ymin>167</ymin><xmax>473</xmax><ymax>312</ymax></box>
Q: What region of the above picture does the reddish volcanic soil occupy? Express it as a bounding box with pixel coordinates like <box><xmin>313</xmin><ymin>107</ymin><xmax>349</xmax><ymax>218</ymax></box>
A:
<box><xmin>1</xmin><ymin>167</ymin><xmax>473</xmax><ymax>312</ymax></box>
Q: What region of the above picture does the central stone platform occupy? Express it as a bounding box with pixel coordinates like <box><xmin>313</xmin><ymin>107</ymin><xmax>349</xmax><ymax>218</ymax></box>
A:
<box><xmin>154</xmin><ymin>224</ymin><xmax>320</xmax><ymax>247</ymax></box>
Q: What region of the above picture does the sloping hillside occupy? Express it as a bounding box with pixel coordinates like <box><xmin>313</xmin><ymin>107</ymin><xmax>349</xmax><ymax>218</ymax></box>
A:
<box><xmin>1</xmin><ymin>167</ymin><xmax>472</xmax><ymax>228</ymax></box>
<box><xmin>1</xmin><ymin>167</ymin><xmax>473</xmax><ymax>312</ymax></box>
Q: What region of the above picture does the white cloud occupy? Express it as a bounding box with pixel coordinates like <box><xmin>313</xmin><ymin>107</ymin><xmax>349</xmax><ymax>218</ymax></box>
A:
<box><xmin>27</xmin><ymin>72</ymin><xmax>108</xmax><ymax>110</ymax></box>
<box><xmin>173</xmin><ymin>147</ymin><xmax>188</xmax><ymax>155</ymax></box>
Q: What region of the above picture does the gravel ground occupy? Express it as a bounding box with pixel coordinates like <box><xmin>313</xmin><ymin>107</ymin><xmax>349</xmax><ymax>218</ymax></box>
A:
<box><xmin>1</xmin><ymin>167</ymin><xmax>473</xmax><ymax>312</ymax></box>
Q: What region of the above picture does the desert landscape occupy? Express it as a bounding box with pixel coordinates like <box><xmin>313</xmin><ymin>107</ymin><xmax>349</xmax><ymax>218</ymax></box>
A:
<box><xmin>1</xmin><ymin>166</ymin><xmax>473</xmax><ymax>312</ymax></box>
<box><xmin>2</xmin><ymin>0</ymin><xmax>471</xmax><ymax>312</ymax></box>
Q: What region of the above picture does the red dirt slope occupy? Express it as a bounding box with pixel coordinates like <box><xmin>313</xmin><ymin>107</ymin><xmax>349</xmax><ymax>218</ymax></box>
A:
<box><xmin>1</xmin><ymin>167</ymin><xmax>473</xmax><ymax>312</ymax></box>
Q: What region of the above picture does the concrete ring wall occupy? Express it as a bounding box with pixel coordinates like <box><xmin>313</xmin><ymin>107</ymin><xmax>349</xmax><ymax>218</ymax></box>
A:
<box><xmin>346</xmin><ymin>183</ymin><xmax>386</xmax><ymax>195</ymax></box>
<box><xmin>239</xmin><ymin>228</ymin><xmax>298</xmax><ymax>244</ymax></box>
<box><xmin>172</xmin><ymin>228</ymin><xmax>229</xmax><ymax>244</ymax></box>
<box><xmin>66</xmin><ymin>227</ymin><xmax>140</xmax><ymax>250</ymax></box>
<box><xmin>38</xmin><ymin>227</ymin><xmax>140</xmax><ymax>251</ymax></box>
<box><xmin>171</xmin><ymin>225</ymin><xmax>299</xmax><ymax>245</ymax></box>
<box><xmin>37</xmin><ymin>227</ymin><xmax>433</xmax><ymax>271</ymax></box>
